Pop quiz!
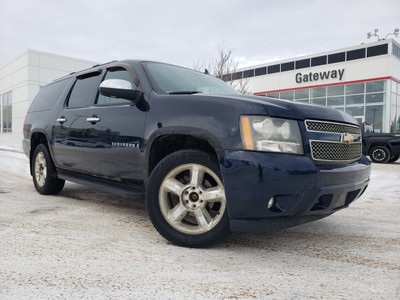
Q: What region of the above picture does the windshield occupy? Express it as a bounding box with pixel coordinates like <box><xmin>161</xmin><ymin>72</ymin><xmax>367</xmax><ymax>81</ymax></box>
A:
<box><xmin>142</xmin><ymin>62</ymin><xmax>240</xmax><ymax>95</ymax></box>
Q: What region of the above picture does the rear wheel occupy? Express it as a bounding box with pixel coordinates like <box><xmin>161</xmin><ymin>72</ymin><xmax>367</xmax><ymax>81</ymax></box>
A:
<box><xmin>146</xmin><ymin>150</ymin><xmax>230</xmax><ymax>248</ymax></box>
<box><xmin>32</xmin><ymin>144</ymin><xmax>65</xmax><ymax>194</ymax></box>
<box><xmin>369</xmin><ymin>146</ymin><xmax>390</xmax><ymax>163</ymax></box>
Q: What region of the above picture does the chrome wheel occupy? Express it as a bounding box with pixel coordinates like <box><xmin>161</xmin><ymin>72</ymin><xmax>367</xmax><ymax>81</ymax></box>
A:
<box><xmin>34</xmin><ymin>151</ymin><xmax>47</xmax><ymax>188</ymax></box>
<box><xmin>159</xmin><ymin>163</ymin><xmax>226</xmax><ymax>235</ymax></box>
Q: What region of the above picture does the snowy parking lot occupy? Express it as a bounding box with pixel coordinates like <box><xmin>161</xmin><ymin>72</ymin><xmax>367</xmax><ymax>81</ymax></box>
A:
<box><xmin>0</xmin><ymin>149</ymin><xmax>399</xmax><ymax>299</ymax></box>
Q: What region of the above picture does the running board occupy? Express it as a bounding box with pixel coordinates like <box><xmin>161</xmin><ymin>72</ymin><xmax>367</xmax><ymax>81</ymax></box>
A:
<box><xmin>57</xmin><ymin>169</ymin><xmax>145</xmax><ymax>199</ymax></box>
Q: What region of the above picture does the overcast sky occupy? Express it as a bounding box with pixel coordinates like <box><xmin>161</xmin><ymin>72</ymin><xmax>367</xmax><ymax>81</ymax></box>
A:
<box><xmin>0</xmin><ymin>0</ymin><xmax>399</xmax><ymax>69</ymax></box>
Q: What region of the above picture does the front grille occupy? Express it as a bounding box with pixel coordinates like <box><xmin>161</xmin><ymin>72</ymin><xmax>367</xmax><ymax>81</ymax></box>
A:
<box><xmin>306</xmin><ymin>120</ymin><xmax>362</xmax><ymax>162</ymax></box>
<box><xmin>306</xmin><ymin>120</ymin><xmax>360</xmax><ymax>134</ymax></box>
<box><xmin>310</xmin><ymin>141</ymin><xmax>362</xmax><ymax>161</ymax></box>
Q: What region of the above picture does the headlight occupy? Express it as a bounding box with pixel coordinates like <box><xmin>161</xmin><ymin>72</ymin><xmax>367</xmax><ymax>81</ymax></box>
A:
<box><xmin>240</xmin><ymin>116</ymin><xmax>303</xmax><ymax>154</ymax></box>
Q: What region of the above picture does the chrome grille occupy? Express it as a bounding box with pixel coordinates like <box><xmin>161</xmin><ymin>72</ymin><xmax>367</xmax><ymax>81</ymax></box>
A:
<box><xmin>306</xmin><ymin>120</ymin><xmax>362</xmax><ymax>162</ymax></box>
<box><xmin>310</xmin><ymin>141</ymin><xmax>362</xmax><ymax>161</ymax></box>
<box><xmin>306</xmin><ymin>120</ymin><xmax>360</xmax><ymax>134</ymax></box>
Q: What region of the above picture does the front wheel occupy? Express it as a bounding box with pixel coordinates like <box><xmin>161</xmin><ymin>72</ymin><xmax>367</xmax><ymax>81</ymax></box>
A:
<box><xmin>146</xmin><ymin>150</ymin><xmax>230</xmax><ymax>248</ymax></box>
<box><xmin>32</xmin><ymin>144</ymin><xmax>65</xmax><ymax>195</ymax></box>
<box><xmin>369</xmin><ymin>146</ymin><xmax>390</xmax><ymax>163</ymax></box>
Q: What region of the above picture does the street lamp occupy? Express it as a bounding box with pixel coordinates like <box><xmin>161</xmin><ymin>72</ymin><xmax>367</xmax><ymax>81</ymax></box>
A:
<box><xmin>367</xmin><ymin>28</ymin><xmax>399</xmax><ymax>40</ymax></box>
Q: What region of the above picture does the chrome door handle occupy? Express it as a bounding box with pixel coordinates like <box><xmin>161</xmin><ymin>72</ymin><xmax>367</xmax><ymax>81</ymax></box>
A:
<box><xmin>56</xmin><ymin>117</ymin><xmax>67</xmax><ymax>123</ymax></box>
<box><xmin>86</xmin><ymin>117</ymin><xmax>100</xmax><ymax>123</ymax></box>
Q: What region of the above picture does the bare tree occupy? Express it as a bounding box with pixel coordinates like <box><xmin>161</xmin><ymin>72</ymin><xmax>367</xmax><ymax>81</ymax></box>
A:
<box><xmin>194</xmin><ymin>44</ymin><xmax>250</xmax><ymax>94</ymax></box>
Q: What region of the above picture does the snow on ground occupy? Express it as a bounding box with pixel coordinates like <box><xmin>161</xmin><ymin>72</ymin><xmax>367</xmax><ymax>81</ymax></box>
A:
<box><xmin>0</xmin><ymin>149</ymin><xmax>399</xmax><ymax>299</ymax></box>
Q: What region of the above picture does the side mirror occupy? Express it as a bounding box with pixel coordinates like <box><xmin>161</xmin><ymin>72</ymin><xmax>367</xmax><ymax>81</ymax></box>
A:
<box><xmin>99</xmin><ymin>79</ymin><xmax>142</xmax><ymax>104</ymax></box>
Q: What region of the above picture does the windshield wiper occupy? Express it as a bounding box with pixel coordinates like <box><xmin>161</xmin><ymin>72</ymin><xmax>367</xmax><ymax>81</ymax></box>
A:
<box><xmin>168</xmin><ymin>91</ymin><xmax>202</xmax><ymax>95</ymax></box>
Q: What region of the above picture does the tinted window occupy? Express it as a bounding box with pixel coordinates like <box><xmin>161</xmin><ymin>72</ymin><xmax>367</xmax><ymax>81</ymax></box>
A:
<box><xmin>29</xmin><ymin>78</ymin><xmax>71</xmax><ymax>112</ymax></box>
<box><xmin>255</xmin><ymin>67</ymin><xmax>266</xmax><ymax>76</ymax></box>
<box><xmin>366</xmin><ymin>80</ymin><xmax>385</xmax><ymax>93</ymax></box>
<box><xmin>281</xmin><ymin>62</ymin><xmax>294</xmax><ymax>72</ymax></box>
<box><xmin>367</xmin><ymin>44</ymin><xmax>388</xmax><ymax>57</ymax></box>
<box><xmin>97</xmin><ymin>68</ymin><xmax>135</xmax><ymax>105</ymax></box>
<box><xmin>311</xmin><ymin>55</ymin><xmax>327</xmax><ymax>66</ymax></box>
<box><xmin>295</xmin><ymin>59</ymin><xmax>310</xmax><ymax>69</ymax></box>
<box><xmin>232</xmin><ymin>71</ymin><xmax>243</xmax><ymax>80</ymax></box>
<box><xmin>67</xmin><ymin>74</ymin><xmax>101</xmax><ymax>108</ymax></box>
<box><xmin>328</xmin><ymin>52</ymin><xmax>345</xmax><ymax>64</ymax></box>
<box><xmin>222</xmin><ymin>74</ymin><xmax>232</xmax><ymax>81</ymax></box>
<box><xmin>347</xmin><ymin>48</ymin><xmax>365</xmax><ymax>61</ymax></box>
<box><xmin>243</xmin><ymin>69</ymin><xmax>254</xmax><ymax>78</ymax></box>
<box><xmin>268</xmin><ymin>64</ymin><xmax>280</xmax><ymax>74</ymax></box>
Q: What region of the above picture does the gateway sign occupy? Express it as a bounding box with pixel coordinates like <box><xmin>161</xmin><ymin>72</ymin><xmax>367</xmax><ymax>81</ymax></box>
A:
<box><xmin>295</xmin><ymin>68</ymin><xmax>344</xmax><ymax>83</ymax></box>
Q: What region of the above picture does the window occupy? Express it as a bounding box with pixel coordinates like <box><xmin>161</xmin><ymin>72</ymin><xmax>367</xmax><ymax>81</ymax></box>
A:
<box><xmin>281</xmin><ymin>62</ymin><xmax>294</xmax><ymax>72</ymax></box>
<box><xmin>295</xmin><ymin>88</ymin><xmax>309</xmax><ymax>100</ymax></box>
<box><xmin>367</xmin><ymin>44</ymin><xmax>388</xmax><ymax>57</ymax></box>
<box><xmin>327</xmin><ymin>85</ymin><xmax>344</xmax><ymax>96</ymax></box>
<box><xmin>366</xmin><ymin>80</ymin><xmax>385</xmax><ymax>93</ymax></box>
<box><xmin>346</xmin><ymin>82</ymin><xmax>364</xmax><ymax>95</ymax></box>
<box><xmin>232</xmin><ymin>71</ymin><xmax>243</xmax><ymax>80</ymax></box>
<box><xmin>222</xmin><ymin>74</ymin><xmax>232</xmax><ymax>82</ymax></box>
<box><xmin>268</xmin><ymin>64</ymin><xmax>280</xmax><ymax>74</ymax></box>
<box><xmin>366</xmin><ymin>93</ymin><xmax>385</xmax><ymax>103</ymax></box>
<box><xmin>2</xmin><ymin>91</ymin><xmax>12</xmax><ymax>133</ymax></box>
<box><xmin>327</xmin><ymin>96</ymin><xmax>344</xmax><ymax>106</ymax></box>
<box><xmin>311</xmin><ymin>55</ymin><xmax>327</xmax><ymax>67</ymax></box>
<box><xmin>97</xmin><ymin>68</ymin><xmax>135</xmax><ymax>105</ymax></box>
<box><xmin>255</xmin><ymin>67</ymin><xmax>266</xmax><ymax>76</ymax></box>
<box><xmin>346</xmin><ymin>48</ymin><xmax>365</xmax><ymax>61</ymax></box>
<box><xmin>67</xmin><ymin>73</ymin><xmax>101</xmax><ymax>108</ymax></box>
<box><xmin>311</xmin><ymin>98</ymin><xmax>326</xmax><ymax>106</ymax></box>
<box><xmin>328</xmin><ymin>52</ymin><xmax>345</xmax><ymax>64</ymax></box>
<box><xmin>365</xmin><ymin>105</ymin><xmax>383</xmax><ymax>132</ymax></box>
<box><xmin>243</xmin><ymin>69</ymin><xmax>254</xmax><ymax>78</ymax></box>
<box><xmin>311</xmin><ymin>87</ymin><xmax>326</xmax><ymax>98</ymax></box>
<box><xmin>295</xmin><ymin>59</ymin><xmax>310</xmax><ymax>69</ymax></box>
<box><xmin>280</xmin><ymin>90</ymin><xmax>294</xmax><ymax>100</ymax></box>
<box><xmin>393</xmin><ymin>43</ymin><xmax>400</xmax><ymax>59</ymax></box>
<box><xmin>266</xmin><ymin>92</ymin><xmax>279</xmax><ymax>98</ymax></box>
<box><xmin>29</xmin><ymin>78</ymin><xmax>71</xmax><ymax>112</ymax></box>
<box><xmin>345</xmin><ymin>106</ymin><xmax>364</xmax><ymax>117</ymax></box>
<box><xmin>346</xmin><ymin>95</ymin><xmax>364</xmax><ymax>105</ymax></box>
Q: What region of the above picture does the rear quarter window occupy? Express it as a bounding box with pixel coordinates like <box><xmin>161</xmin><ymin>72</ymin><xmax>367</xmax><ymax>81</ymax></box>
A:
<box><xmin>29</xmin><ymin>78</ymin><xmax>72</xmax><ymax>112</ymax></box>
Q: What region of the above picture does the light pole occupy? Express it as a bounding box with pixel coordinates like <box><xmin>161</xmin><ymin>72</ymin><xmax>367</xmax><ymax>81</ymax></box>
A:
<box><xmin>367</xmin><ymin>28</ymin><xmax>399</xmax><ymax>40</ymax></box>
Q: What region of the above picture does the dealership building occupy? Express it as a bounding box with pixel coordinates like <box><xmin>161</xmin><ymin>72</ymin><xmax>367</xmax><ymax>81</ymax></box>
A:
<box><xmin>1</xmin><ymin>40</ymin><xmax>400</xmax><ymax>148</ymax></box>
<box><xmin>228</xmin><ymin>39</ymin><xmax>400</xmax><ymax>133</ymax></box>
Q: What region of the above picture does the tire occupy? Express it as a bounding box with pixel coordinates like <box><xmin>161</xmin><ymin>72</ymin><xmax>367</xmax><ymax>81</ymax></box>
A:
<box><xmin>388</xmin><ymin>155</ymin><xmax>399</xmax><ymax>163</ymax></box>
<box><xmin>369</xmin><ymin>146</ymin><xmax>390</xmax><ymax>163</ymax></box>
<box><xmin>32</xmin><ymin>144</ymin><xmax>65</xmax><ymax>195</ymax></box>
<box><xmin>146</xmin><ymin>150</ymin><xmax>230</xmax><ymax>248</ymax></box>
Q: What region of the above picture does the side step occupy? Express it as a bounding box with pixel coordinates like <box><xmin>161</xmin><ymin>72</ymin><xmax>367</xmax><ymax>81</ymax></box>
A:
<box><xmin>57</xmin><ymin>169</ymin><xmax>145</xmax><ymax>199</ymax></box>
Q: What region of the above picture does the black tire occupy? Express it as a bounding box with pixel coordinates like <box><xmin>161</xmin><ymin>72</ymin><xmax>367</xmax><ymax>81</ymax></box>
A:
<box><xmin>388</xmin><ymin>155</ymin><xmax>399</xmax><ymax>163</ymax></box>
<box><xmin>369</xmin><ymin>146</ymin><xmax>390</xmax><ymax>163</ymax></box>
<box><xmin>146</xmin><ymin>150</ymin><xmax>230</xmax><ymax>248</ymax></box>
<box><xmin>32</xmin><ymin>144</ymin><xmax>65</xmax><ymax>195</ymax></box>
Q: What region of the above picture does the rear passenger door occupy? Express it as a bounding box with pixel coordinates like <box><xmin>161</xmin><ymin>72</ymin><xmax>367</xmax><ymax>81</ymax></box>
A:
<box><xmin>52</xmin><ymin>71</ymin><xmax>102</xmax><ymax>173</ymax></box>
<box><xmin>83</xmin><ymin>66</ymin><xmax>146</xmax><ymax>186</ymax></box>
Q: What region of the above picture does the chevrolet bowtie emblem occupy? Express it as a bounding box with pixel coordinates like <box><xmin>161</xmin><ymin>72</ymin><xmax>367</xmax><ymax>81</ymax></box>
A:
<box><xmin>342</xmin><ymin>133</ymin><xmax>355</xmax><ymax>144</ymax></box>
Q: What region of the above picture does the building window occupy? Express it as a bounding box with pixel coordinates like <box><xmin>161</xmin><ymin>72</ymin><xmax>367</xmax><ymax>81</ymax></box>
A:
<box><xmin>1</xmin><ymin>91</ymin><xmax>12</xmax><ymax>133</ymax></box>
<box><xmin>328</xmin><ymin>52</ymin><xmax>345</xmax><ymax>64</ymax></box>
<box><xmin>311</xmin><ymin>55</ymin><xmax>327</xmax><ymax>67</ymax></box>
<box><xmin>268</xmin><ymin>64</ymin><xmax>280</xmax><ymax>74</ymax></box>
<box><xmin>281</xmin><ymin>62</ymin><xmax>294</xmax><ymax>72</ymax></box>
<box><xmin>243</xmin><ymin>69</ymin><xmax>254</xmax><ymax>78</ymax></box>
<box><xmin>280</xmin><ymin>90</ymin><xmax>294</xmax><ymax>100</ymax></box>
<box><xmin>346</xmin><ymin>48</ymin><xmax>366</xmax><ymax>61</ymax></box>
<box><xmin>367</xmin><ymin>44</ymin><xmax>388</xmax><ymax>57</ymax></box>
<box><xmin>295</xmin><ymin>59</ymin><xmax>310</xmax><ymax>69</ymax></box>
<box><xmin>255</xmin><ymin>67</ymin><xmax>266</xmax><ymax>76</ymax></box>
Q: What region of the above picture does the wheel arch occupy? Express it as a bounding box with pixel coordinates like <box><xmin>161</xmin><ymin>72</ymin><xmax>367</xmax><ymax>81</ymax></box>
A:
<box><xmin>29</xmin><ymin>130</ymin><xmax>51</xmax><ymax>175</ymax></box>
<box><xmin>145</xmin><ymin>128</ymin><xmax>224</xmax><ymax>185</ymax></box>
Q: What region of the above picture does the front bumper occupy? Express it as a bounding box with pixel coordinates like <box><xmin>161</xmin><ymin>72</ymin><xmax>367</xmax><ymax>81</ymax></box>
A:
<box><xmin>220</xmin><ymin>151</ymin><xmax>371</xmax><ymax>232</ymax></box>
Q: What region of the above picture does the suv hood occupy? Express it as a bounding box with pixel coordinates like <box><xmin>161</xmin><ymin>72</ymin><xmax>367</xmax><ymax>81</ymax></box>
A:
<box><xmin>216</xmin><ymin>94</ymin><xmax>358</xmax><ymax>125</ymax></box>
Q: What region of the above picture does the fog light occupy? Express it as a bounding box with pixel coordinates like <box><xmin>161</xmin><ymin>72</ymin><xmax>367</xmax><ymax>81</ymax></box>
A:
<box><xmin>267</xmin><ymin>197</ymin><xmax>274</xmax><ymax>209</ymax></box>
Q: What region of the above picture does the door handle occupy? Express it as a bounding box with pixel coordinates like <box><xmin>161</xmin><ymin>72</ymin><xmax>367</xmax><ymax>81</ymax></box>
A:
<box><xmin>56</xmin><ymin>117</ymin><xmax>67</xmax><ymax>123</ymax></box>
<box><xmin>86</xmin><ymin>116</ymin><xmax>100</xmax><ymax>124</ymax></box>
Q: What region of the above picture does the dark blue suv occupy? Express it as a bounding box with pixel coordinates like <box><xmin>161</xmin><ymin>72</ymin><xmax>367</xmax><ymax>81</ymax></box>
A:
<box><xmin>23</xmin><ymin>60</ymin><xmax>371</xmax><ymax>247</ymax></box>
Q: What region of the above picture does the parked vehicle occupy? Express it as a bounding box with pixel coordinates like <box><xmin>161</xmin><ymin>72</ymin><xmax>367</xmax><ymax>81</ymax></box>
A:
<box><xmin>23</xmin><ymin>60</ymin><xmax>371</xmax><ymax>247</ymax></box>
<box><xmin>360</xmin><ymin>123</ymin><xmax>400</xmax><ymax>163</ymax></box>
